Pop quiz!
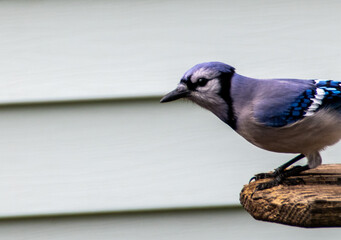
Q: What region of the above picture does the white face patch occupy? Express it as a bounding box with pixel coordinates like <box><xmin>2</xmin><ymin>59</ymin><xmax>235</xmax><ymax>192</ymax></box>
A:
<box><xmin>188</xmin><ymin>79</ymin><xmax>229</xmax><ymax>122</ymax></box>
<box><xmin>180</xmin><ymin>65</ymin><xmax>232</xmax><ymax>123</ymax></box>
<box><xmin>191</xmin><ymin>68</ymin><xmax>220</xmax><ymax>84</ymax></box>
<box><xmin>190</xmin><ymin>79</ymin><xmax>221</xmax><ymax>100</ymax></box>
<box><xmin>196</xmin><ymin>78</ymin><xmax>221</xmax><ymax>95</ymax></box>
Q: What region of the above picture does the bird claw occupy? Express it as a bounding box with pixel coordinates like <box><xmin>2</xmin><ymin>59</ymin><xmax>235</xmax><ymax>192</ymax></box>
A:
<box><xmin>250</xmin><ymin>170</ymin><xmax>307</xmax><ymax>198</ymax></box>
<box><xmin>249</xmin><ymin>176</ymin><xmax>256</xmax><ymax>183</ymax></box>
<box><xmin>249</xmin><ymin>155</ymin><xmax>310</xmax><ymax>199</ymax></box>
<box><xmin>249</xmin><ymin>172</ymin><xmax>275</xmax><ymax>183</ymax></box>
<box><xmin>251</xmin><ymin>179</ymin><xmax>282</xmax><ymax>198</ymax></box>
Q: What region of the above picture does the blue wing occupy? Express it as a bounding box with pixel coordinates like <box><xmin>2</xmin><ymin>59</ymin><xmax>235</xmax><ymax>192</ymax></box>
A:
<box><xmin>315</xmin><ymin>80</ymin><xmax>341</xmax><ymax>110</ymax></box>
<box><xmin>255</xmin><ymin>79</ymin><xmax>341</xmax><ymax>127</ymax></box>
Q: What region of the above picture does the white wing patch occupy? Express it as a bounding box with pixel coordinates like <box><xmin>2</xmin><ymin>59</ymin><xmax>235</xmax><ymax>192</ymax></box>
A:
<box><xmin>303</xmin><ymin>80</ymin><xmax>326</xmax><ymax>117</ymax></box>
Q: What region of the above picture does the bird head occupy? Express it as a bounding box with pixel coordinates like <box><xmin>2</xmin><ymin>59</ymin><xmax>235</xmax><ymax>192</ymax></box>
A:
<box><xmin>160</xmin><ymin>62</ymin><xmax>235</xmax><ymax>124</ymax></box>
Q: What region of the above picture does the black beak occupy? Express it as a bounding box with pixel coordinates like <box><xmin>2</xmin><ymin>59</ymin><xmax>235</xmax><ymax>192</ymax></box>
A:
<box><xmin>160</xmin><ymin>87</ymin><xmax>189</xmax><ymax>103</ymax></box>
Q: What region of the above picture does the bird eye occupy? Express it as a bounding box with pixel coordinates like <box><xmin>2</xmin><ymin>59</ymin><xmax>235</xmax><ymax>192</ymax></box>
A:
<box><xmin>197</xmin><ymin>78</ymin><xmax>208</xmax><ymax>86</ymax></box>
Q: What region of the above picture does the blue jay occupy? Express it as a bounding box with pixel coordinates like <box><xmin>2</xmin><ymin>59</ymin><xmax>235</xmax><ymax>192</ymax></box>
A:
<box><xmin>160</xmin><ymin>62</ymin><xmax>341</xmax><ymax>190</ymax></box>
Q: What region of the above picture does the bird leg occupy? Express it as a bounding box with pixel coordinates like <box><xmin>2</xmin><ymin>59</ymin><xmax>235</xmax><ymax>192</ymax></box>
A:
<box><xmin>250</xmin><ymin>153</ymin><xmax>310</xmax><ymax>193</ymax></box>
<box><xmin>255</xmin><ymin>165</ymin><xmax>309</xmax><ymax>191</ymax></box>
<box><xmin>249</xmin><ymin>153</ymin><xmax>305</xmax><ymax>182</ymax></box>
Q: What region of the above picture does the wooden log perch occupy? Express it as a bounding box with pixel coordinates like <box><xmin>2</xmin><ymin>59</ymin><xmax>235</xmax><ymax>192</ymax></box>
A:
<box><xmin>240</xmin><ymin>164</ymin><xmax>341</xmax><ymax>228</ymax></box>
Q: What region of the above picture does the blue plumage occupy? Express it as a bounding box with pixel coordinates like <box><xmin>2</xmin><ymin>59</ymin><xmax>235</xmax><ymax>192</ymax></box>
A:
<box><xmin>182</xmin><ymin>61</ymin><xmax>234</xmax><ymax>81</ymax></box>
<box><xmin>266</xmin><ymin>87</ymin><xmax>315</xmax><ymax>127</ymax></box>
<box><xmin>161</xmin><ymin>61</ymin><xmax>341</xmax><ymax>190</ymax></box>
<box><xmin>262</xmin><ymin>79</ymin><xmax>341</xmax><ymax>127</ymax></box>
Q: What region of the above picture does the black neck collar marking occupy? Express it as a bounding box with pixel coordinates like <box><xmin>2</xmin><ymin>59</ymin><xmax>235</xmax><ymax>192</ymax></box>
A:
<box><xmin>219</xmin><ymin>71</ymin><xmax>237</xmax><ymax>130</ymax></box>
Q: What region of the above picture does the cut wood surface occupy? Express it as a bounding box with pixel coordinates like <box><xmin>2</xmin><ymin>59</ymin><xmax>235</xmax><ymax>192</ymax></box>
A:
<box><xmin>240</xmin><ymin>164</ymin><xmax>341</xmax><ymax>228</ymax></box>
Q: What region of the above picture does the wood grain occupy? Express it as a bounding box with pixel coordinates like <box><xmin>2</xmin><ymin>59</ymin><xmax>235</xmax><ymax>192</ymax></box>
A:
<box><xmin>240</xmin><ymin>164</ymin><xmax>341</xmax><ymax>227</ymax></box>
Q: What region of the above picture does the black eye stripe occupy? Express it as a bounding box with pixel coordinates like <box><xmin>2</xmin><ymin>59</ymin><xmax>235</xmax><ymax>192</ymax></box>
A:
<box><xmin>181</xmin><ymin>77</ymin><xmax>214</xmax><ymax>90</ymax></box>
<box><xmin>181</xmin><ymin>78</ymin><xmax>196</xmax><ymax>90</ymax></box>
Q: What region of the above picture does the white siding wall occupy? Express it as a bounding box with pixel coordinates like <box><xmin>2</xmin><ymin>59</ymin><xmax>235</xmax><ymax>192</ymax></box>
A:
<box><xmin>0</xmin><ymin>0</ymin><xmax>340</xmax><ymax>104</ymax></box>
<box><xmin>0</xmin><ymin>99</ymin><xmax>340</xmax><ymax>218</ymax></box>
<box><xmin>0</xmin><ymin>209</ymin><xmax>340</xmax><ymax>240</ymax></box>
<box><xmin>1</xmin><ymin>0</ymin><xmax>341</xmax><ymax>238</ymax></box>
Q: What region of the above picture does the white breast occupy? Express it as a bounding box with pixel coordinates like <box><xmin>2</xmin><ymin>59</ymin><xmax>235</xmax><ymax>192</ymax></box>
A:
<box><xmin>237</xmin><ymin>109</ymin><xmax>341</xmax><ymax>154</ymax></box>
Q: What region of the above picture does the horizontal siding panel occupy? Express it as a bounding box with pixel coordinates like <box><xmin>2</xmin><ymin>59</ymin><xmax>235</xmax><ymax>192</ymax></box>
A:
<box><xmin>0</xmin><ymin>0</ymin><xmax>340</xmax><ymax>104</ymax></box>
<box><xmin>0</xmin><ymin>209</ymin><xmax>341</xmax><ymax>239</ymax></box>
<box><xmin>0</xmin><ymin>99</ymin><xmax>339</xmax><ymax>218</ymax></box>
